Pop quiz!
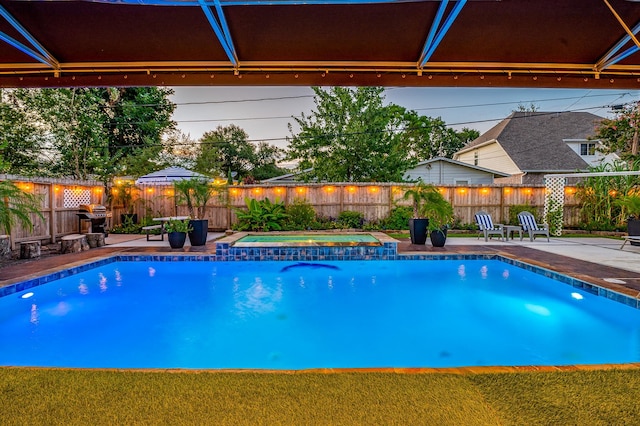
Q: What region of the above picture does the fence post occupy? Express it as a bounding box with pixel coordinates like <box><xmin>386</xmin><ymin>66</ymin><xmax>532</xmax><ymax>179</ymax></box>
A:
<box><xmin>49</xmin><ymin>182</ymin><xmax>56</xmax><ymax>244</ymax></box>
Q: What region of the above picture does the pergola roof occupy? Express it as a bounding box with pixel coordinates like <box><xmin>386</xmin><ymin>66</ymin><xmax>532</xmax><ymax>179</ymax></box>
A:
<box><xmin>1</xmin><ymin>0</ymin><xmax>640</xmax><ymax>89</ymax></box>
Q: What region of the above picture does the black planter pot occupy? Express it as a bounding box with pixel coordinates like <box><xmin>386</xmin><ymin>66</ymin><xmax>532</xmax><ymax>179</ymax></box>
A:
<box><xmin>628</xmin><ymin>218</ymin><xmax>640</xmax><ymax>246</ymax></box>
<box><xmin>429</xmin><ymin>227</ymin><xmax>448</xmax><ymax>247</ymax></box>
<box><xmin>120</xmin><ymin>213</ymin><xmax>138</xmax><ymax>224</ymax></box>
<box><xmin>409</xmin><ymin>218</ymin><xmax>429</xmax><ymax>245</ymax></box>
<box><xmin>188</xmin><ymin>219</ymin><xmax>209</xmax><ymax>246</ymax></box>
<box><xmin>168</xmin><ymin>231</ymin><xmax>187</xmax><ymax>249</ymax></box>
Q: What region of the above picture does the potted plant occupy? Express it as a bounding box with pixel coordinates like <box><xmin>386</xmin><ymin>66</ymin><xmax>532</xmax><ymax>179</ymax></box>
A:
<box><xmin>173</xmin><ymin>177</ymin><xmax>214</xmax><ymax>246</ymax></box>
<box><xmin>421</xmin><ymin>187</ymin><xmax>455</xmax><ymax>247</ymax></box>
<box><xmin>616</xmin><ymin>194</ymin><xmax>640</xmax><ymax>245</ymax></box>
<box><xmin>164</xmin><ymin>218</ymin><xmax>192</xmax><ymax>249</ymax></box>
<box><xmin>112</xmin><ymin>181</ymin><xmax>140</xmax><ymax>224</ymax></box>
<box><xmin>402</xmin><ymin>182</ymin><xmax>432</xmax><ymax>245</ymax></box>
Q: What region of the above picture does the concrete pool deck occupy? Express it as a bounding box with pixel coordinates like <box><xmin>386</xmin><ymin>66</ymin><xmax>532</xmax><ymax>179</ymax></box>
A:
<box><xmin>2</xmin><ymin>233</ymin><xmax>640</xmax><ymax>299</ymax></box>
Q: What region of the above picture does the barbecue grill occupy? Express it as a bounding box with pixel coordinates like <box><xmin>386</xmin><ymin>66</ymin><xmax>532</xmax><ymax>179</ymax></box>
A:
<box><xmin>77</xmin><ymin>204</ymin><xmax>109</xmax><ymax>234</ymax></box>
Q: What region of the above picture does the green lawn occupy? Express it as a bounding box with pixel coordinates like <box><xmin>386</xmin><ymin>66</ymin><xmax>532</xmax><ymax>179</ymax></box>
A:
<box><xmin>2</xmin><ymin>368</ymin><xmax>640</xmax><ymax>425</ymax></box>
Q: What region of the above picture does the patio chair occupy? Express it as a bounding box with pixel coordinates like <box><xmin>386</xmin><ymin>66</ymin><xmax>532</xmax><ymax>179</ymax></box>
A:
<box><xmin>517</xmin><ymin>211</ymin><xmax>550</xmax><ymax>242</ymax></box>
<box><xmin>474</xmin><ymin>211</ymin><xmax>505</xmax><ymax>242</ymax></box>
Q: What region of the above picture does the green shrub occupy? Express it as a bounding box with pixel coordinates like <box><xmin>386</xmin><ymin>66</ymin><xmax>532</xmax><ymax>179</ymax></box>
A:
<box><xmin>110</xmin><ymin>215</ymin><xmax>143</xmax><ymax>234</ymax></box>
<box><xmin>233</xmin><ymin>197</ymin><xmax>288</xmax><ymax>232</ymax></box>
<box><xmin>337</xmin><ymin>210</ymin><xmax>365</xmax><ymax>229</ymax></box>
<box><xmin>284</xmin><ymin>198</ymin><xmax>316</xmax><ymax>230</ymax></box>
<box><xmin>381</xmin><ymin>206</ymin><xmax>412</xmax><ymax>230</ymax></box>
<box><xmin>309</xmin><ymin>214</ymin><xmax>338</xmax><ymax>230</ymax></box>
<box><xmin>509</xmin><ymin>204</ymin><xmax>538</xmax><ymax>225</ymax></box>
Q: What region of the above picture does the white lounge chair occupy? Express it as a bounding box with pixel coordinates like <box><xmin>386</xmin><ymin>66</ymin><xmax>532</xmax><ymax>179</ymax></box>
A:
<box><xmin>517</xmin><ymin>211</ymin><xmax>550</xmax><ymax>242</ymax></box>
<box><xmin>474</xmin><ymin>211</ymin><xmax>505</xmax><ymax>242</ymax></box>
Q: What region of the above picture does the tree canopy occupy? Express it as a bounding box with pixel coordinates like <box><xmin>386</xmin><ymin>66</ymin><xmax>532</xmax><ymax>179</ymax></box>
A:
<box><xmin>194</xmin><ymin>124</ymin><xmax>286</xmax><ymax>181</ymax></box>
<box><xmin>286</xmin><ymin>87</ymin><xmax>476</xmax><ymax>182</ymax></box>
<box><xmin>593</xmin><ymin>103</ymin><xmax>640</xmax><ymax>162</ymax></box>
<box><xmin>0</xmin><ymin>87</ymin><xmax>176</xmax><ymax>181</ymax></box>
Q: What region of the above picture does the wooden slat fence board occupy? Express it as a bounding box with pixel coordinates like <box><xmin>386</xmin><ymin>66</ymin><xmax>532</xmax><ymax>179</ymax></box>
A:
<box><xmin>2</xmin><ymin>176</ymin><xmax>583</xmax><ymax>240</ymax></box>
<box><xmin>0</xmin><ymin>175</ymin><xmax>104</xmax><ymax>248</ymax></box>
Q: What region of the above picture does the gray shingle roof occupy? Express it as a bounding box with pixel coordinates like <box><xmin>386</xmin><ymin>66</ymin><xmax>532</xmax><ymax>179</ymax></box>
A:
<box><xmin>463</xmin><ymin>111</ymin><xmax>604</xmax><ymax>172</ymax></box>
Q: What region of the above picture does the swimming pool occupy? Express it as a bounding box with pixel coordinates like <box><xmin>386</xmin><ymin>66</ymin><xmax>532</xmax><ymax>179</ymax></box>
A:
<box><xmin>229</xmin><ymin>232</ymin><xmax>383</xmax><ymax>247</ymax></box>
<box><xmin>2</xmin><ymin>258</ymin><xmax>639</xmax><ymax>370</ymax></box>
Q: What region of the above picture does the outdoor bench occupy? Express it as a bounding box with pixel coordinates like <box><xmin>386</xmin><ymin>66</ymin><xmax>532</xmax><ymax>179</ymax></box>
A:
<box><xmin>142</xmin><ymin>224</ymin><xmax>164</xmax><ymax>241</ymax></box>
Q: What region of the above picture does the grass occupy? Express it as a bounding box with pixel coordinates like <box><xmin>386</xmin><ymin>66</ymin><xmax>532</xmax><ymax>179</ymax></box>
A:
<box><xmin>3</xmin><ymin>368</ymin><xmax>640</xmax><ymax>425</ymax></box>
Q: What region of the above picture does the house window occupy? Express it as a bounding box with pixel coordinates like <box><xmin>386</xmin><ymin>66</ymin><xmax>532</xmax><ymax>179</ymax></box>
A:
<box><xmin>474</xmin><ymin>151</ymin><xmax>479</xmax><ymax>166</ymax></box>
<box><xmin>580</xmin><ymin>143</ymin><xmax>596</xmax><ymax>156</ymax></box>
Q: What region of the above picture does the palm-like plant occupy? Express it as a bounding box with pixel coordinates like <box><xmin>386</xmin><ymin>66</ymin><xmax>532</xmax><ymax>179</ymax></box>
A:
<box><xmin>401</xmin><ymin>181</ymin><xmax>433</xmax><ymax>218</ymax></box>
<box><xmin>420</xmin><ymin>188</ymin><xmax>454</xmax><ymax>233</ymax></box>
<box><xmin>0</xmin><ymin>180</ymin><xmax>44</xmax><ymax>234</ymax></box>
<box><xmin>173</xmin><ymin>177</ymin><xmax>213</xmax><ymax>218</ymax></box>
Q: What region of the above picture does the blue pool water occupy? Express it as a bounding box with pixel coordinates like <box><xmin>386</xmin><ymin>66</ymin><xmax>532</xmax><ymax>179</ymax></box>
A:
<box><xmin>1</xmin><ymin>259</ymin><xmax>640</xmax><ymax>369</ymax></box>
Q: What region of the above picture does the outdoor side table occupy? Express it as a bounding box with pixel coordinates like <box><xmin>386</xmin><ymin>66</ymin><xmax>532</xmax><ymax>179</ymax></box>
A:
<box><xmin>504</xmin><ymin>225</ymin><xmax>522</xmax><ymax>240</ymax></box>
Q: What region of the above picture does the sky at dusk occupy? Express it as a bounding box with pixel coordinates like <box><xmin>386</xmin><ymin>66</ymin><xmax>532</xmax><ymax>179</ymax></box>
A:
<box><xmin>169</xmin><ymin>86</ymin><xmax>640</xmax><ymax>150</ymax></box>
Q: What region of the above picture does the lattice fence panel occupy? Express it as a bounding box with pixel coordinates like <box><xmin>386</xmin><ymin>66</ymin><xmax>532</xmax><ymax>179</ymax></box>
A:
<box><xmin>544</xmin><ymin>176</ymin><xmax>565</xmax><ymax>236</ymax></box>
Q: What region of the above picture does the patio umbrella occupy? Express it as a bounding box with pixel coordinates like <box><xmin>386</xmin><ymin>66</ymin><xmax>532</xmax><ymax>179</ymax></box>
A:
<box><xmin>134</xmin><ymin>167</ymin><xmax>209</xmax><ymax>186</ymax></box>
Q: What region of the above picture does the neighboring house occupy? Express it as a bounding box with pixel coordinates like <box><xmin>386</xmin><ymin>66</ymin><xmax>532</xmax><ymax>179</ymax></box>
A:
<box><xmin>403</xmin><ymin>157</ymin><xmax>509</xmax><ymax>184</ymax></box>
<box><xmin>454</xmin><ymin>111</ymin><xmax>605</xmax><ymax>184</ymax></box>
<box><xmin>261</xmin><ymin>168</ymin><xmax>314</xmax><ymax>183</ymax></box>
<box><xmin>564</xmin><ymin>139</ymin><xmax>619</xmax><ymax>167</ymax></box>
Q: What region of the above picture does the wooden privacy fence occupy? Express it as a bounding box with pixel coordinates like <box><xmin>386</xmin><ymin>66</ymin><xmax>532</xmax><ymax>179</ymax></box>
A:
<box><xmin>1</xmin><ymin>176</ymin><xmax>582</xmax><ymax>244</ymax></box>
<box><xmin>124</xmin><ymin>183</ymin><xmax>581</xmax><ymax>230</ymax></box>
<box><xmin>0</xmin><ymin>175</ymin><xmax>104</xmax><ymax>248</ymax></box>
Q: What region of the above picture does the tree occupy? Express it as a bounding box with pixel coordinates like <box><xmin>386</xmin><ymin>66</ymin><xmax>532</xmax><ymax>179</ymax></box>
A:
<box><xmin>159</xmin><ymin>130</ymin><xmax>198</xmax><ymax>169</ymax></box>
<box><xmin>405</xmin><ymin>113</ymin><xmax>476</xmax><ymax>160</ymax></box>
<box><xmin>0</xmin><ymin>90</ymin><xmax>47</xmax><ymax>175</ymax></box>
<box><xmin>251</xmin><ymin>141</ymin><xmax>287</xmax><ymax>180</ymax></box>
<box><xmin>195</xmin><ymin>125</ymin><xmax>254</xmax><ymax>178</ymax></box>
<box><xmin>194</xmin><ymin>125</ymin><xmax>285</xmax><ymax>181</ymax></box>
<box><xmin>594</xmin><ymin>103</ymin><xmax>640</xmax><ymax>162</ymax></box>
<box><xmin>286</xmin><ymin>87</ymin><xmax>469</xmax><ymax>182</ymax></box>
<box><xmin>3</xmin><ymin>87</ymin><xmax>176</xmax><ymax>181</ymax></box>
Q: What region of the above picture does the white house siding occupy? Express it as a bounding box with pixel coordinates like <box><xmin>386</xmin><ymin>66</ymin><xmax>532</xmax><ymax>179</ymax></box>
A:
<box><xmin>564</xmin><ymin>140</ymin><xmax>608</xmax><ymax>167</ymax></box>
<box><xmin>403</xmin><ymin>161</ymin><xmax>496</xmax><ymax>184</ymax></box>
<box><xmin>455</xmin><ymin>142</ymin><xmax>521</xmax><ymax>175</ymax></box>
